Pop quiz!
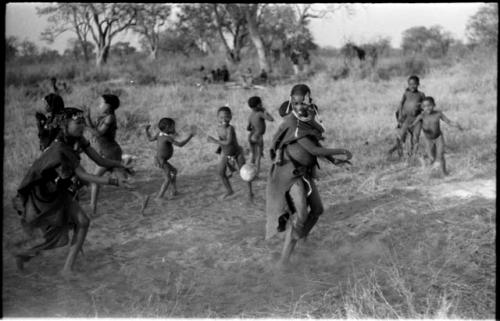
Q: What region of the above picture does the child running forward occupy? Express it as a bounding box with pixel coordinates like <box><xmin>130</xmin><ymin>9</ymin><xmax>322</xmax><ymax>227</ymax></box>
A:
<box><xmin>11</xmin><ymin>108</ymin><xmax>134</xmax><ymax>276</ymax></box>
<box><xmin>388</xmin><ymin>75</ymin><xmax>426</xmax><ymax>158</ymax></box>
<box><xmin>246</xmin><ymin>96</ymin><xmax>274</xmax><ymax>174</ymax></box>
<box><xmin>208</xmin><ymin>106</ymin><xmax>254</xmax><ymax>200</ymax></box>
<box><xmin>145</xmin><ymin>118</ymin><xmax>195</xmax><ymax>199</ymax></box>
<box><xmin>266</xmin><ymin>94</ymin><xmax>352</xmax><ymax>264</ymax></box>
<box><xmin>36</xmin><ymin>93</ymin><xmax>66</xmax><ymax>151</ymax></box>
<box><xmin>409</xmin><ymin>96</ymin><xmax>463</xmax><ymax>176</ymax></box>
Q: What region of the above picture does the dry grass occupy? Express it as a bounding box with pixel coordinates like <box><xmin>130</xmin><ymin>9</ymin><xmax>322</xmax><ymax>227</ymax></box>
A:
<box><xmin>3</xmin><ymin>48</ymin><xmax>496</xmax><ymax>318</ymax></box>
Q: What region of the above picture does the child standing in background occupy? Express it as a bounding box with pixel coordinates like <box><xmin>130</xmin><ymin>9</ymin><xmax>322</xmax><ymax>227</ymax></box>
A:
<box><xmin>247</xmin><ymin>96</ymin><xmax>274</xmax><ymax>175</ymax></box>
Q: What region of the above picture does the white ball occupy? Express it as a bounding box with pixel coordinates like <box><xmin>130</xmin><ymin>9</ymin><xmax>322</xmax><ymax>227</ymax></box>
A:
<box><xmin>240</xmin><ymin>163</ymin><xmax>257</xmax><ymax>182</ymax></box>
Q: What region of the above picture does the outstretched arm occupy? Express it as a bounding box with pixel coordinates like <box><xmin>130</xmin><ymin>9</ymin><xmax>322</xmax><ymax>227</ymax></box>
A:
<box><xmin>440</xmin><ymin>112</ymin><xmax>463</xmax><ymax>130</ymax></box>
<box><xmin>261</xmin><ymin>110</ymin><xmax>274</xmax><ymax>122</ymax></box>
<box><xmin>171</xmin><ymin>133</ymin><xmax>194</xmax><ymax>147</ymax></box>
<box><xmin>409</xmin><ymin>114</ymin><xmax>423</xmax><ymax>129</ymax></box>
<box><xmin>75</xmin><ymin>166</ymin><xmax>133</xmax><ymax>188</ymax></box>
<box><xmin>208</xmin><ymin>127</ymin><xmax>235</xmax><ymax>146</ymax></box>
<box><xmin>297</xmin><ymin>137</ymin><xmax>352</xmax><ymax>158</ymax></box>
<box><xmin>83</xmin><ymin>144</ymin><xmax>125</xmax><ymax>169</ymax></box>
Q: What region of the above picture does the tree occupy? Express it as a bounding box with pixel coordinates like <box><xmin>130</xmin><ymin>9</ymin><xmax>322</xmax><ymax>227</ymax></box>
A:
<box><xmin>401</xmin><ymin>25</ymin><xmax>454</xmax><ymax>58</ymax></box>
<box><xmin>212</xmin><ymin>4</ymin><xmax>249</xmax><ymax>64</ymax></box>
<box><xmin>37</xmin><ymin>3</ymin><xmax>93</xmax><ymax>63</ymax></box>
<box><xmin>245</xmin><ymin>4</ymin><xmax>270</xmax><ymax>72</ymax></box>
<box><xmin>6</xmin><ymin>36</ymin><xmax>19</xmax><ymax>61</ymax></box>
<box><xmin>19</xmin><ymin>39</ymin><xmax>39</xmax><ymax>57</ymax></box>
<box><xmin>39</xmin><ymin>47</ymin><xmax>60</xmax><ymax>62</ymax></box>
<box><xmin>66</xmin><ymin>38</ymin><xmax>95</xmax><ymax>61</ymax></box>
<box><xmin>175</xmin><ymin>4</ymin><xmax>220</xmax><ymax>55</ymax></box>
<box><xmin>134</xmin><ymin>4</ymin><xmax>171</xmax><ymax>60</ymax></box>
<box><xmin>466</xmin><ymin>3</ymin><xmax>498</xmax><ymax>48</ymax></box>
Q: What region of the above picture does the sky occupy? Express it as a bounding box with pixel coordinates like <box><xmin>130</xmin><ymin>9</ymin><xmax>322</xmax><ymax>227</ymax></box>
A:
<box><xmin>5</xmin><ymin>2</ymin><xmax>484</xmax><ymax>53</ymax></box>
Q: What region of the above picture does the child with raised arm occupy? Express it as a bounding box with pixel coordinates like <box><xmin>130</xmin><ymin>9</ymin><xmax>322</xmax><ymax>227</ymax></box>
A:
<box><xmin>409</xmin><ymin>96</ymin><xmax>463</xmax><ymax>176</ymax></box>
<box><xmin>11</xmin><ymin>108</ymin><xmax>134</xmax><ymax>276</ymax></box>
<box><xmin>207</xmin><ymin>106</ymin><xmax>254</xmax><ymax>200</ymax></box>
<box><xmin>246</xmin><ymin>96</ymin><xmax>274</xmax><ymax>174</ymax></box>
<box><xmin>145</xmin><ymin>118</ymin><xmax>195</xmax><ymax>199</ymax></box>
<box><xmin>388</xmin><ymin>75</ymin><xmax>426</xmax><ymax>158</ymax></box>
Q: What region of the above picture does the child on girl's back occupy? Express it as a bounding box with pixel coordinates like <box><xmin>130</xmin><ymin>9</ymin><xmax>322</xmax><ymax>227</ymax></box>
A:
<box><xmin>207</xmin><ymin>106</ymin><xmax>254</xmax><ymax>200</ymax></box>
<box><xmin>145</xmin><ymin>118</ymin><xmax>196</xmax><ymax>200</ymax></box>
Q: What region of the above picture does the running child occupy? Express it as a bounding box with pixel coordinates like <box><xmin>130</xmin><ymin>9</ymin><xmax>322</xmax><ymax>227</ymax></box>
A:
<box><xmin>207</xmin><ymin>106</ymin><xmax>254</xmax><ymax>200</ymax></box>
<box><xmin>145</xmin><ymin>118</ymin><xmax>196</xmax><ymax>199</ymax></box>
<box><xmin>11</xmin><ymin>107</ymin><xmax>134</xmax><ymax>276</ymax></box>
<box><xmin>246</xmin><ymin>96</ymin><xmax>274</xmax><ymax>174</ymax></box>
<box><xmin>387</xmin><ymin>75</ymin><xmax>426</xmax><ymax>158</ymax></box>
<box><xmin>409</xmin><ymin>96</ymin><xmax>464</xmax><ymax>176</ymax></box>
<box><xmin>266</xmin><ymin>95</ymin><xmax>352</xmax><ymax>265</ymax></box>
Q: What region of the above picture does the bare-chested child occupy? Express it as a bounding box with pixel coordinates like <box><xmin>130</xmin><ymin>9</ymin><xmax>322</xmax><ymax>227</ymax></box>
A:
<box><xmin>388</xmin><ymin>75</ymin><xmax>426</xmax><ymax>158</ymax></box>
<box><xmin>145</xmin><ymin>118</ymin><xmax>195</xmax><ymax>199</ymax></box>
<box><xmin>246</xmin><ymin>96</ymin><xmax>274</xmax><ymax>174</ymax></box>
<box><xmin>409</xmin><ymin>96</ymin><xmax>463</xmax><ymax>176</ymax></box>
<box><xmin>207</xmin><ymin>106</ymin><xmax>254</xmax><ymax>200</ymax></box>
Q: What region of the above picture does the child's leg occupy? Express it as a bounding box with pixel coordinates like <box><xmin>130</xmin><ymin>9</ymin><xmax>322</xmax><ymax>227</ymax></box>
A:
<box><xmin>302</xmin><ymin>180</ymin><xmax>324</xmax><ymax>237</ymax></box>
<box><xmin>422</xmin><ymin>136</ymin><xmax>434</xmax><ymax>164</ymax></box>
<box><xmin>166</xmin><ymin>162</ymin><xmax>178</xmax><ymax>195</ymax></box>
<box><xmin>410</xmin><ymin>121</ymin><xmax>422</xmax><ymax>157</ymax></box>
<box><xmin>62</xmin><ymin>201</ymin><xmax>89</xmax><ymax>275</ymax></box>
<box><xmin>255</xmin><ymin>140</ymin><xmax>263</xmax><ymax>174</ymax></box>
<box><xmin>90</xmin><ymin>166</ymin><xmax>108</xmax><ymax>215</ymax></box>
<box><xmin>157</xmin><ymin>166</ymin><xmax>172</xmax><ymax>199</ymax></box>
<box><xmin>435</xmin><ymin>135</ymin><xmax>447</xmax><ymax>175</ymax></box>
<box><xmin>218</xmin><ymin>155</ymin><xmax>233</xmax><ymax>197</ymax></box>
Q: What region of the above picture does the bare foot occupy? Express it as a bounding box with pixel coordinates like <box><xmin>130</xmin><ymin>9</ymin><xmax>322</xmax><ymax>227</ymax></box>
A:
<box><xmin>60</xmin><ymin>268</ymin><xmax>82</xmax><ymax>280</ymax></box>
<box><xmin>140</xmin><ymin>195</ymin><xmax>151</xmax><ymax>215</ymax></box>
<box><xmin>220</xmin><ymin>191</ymin><xmax>234</xmax><ymax>200</ymax></box>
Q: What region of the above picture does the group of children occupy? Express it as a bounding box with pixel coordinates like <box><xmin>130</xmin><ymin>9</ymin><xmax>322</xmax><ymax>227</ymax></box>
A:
<box><xmin>11</xmin><ymin>74</ymin><xmax>463</xmax><ymax>274</ymax></box>
<box><xmin>388</xmin><ymin>75</ymin><xmax>464</xmax><ymax>175</ymax></box>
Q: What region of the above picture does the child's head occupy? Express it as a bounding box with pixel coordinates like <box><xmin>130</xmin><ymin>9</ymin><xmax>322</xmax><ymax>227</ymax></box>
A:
<box><xmin>217</xmin><ymin>106</ymin><xmax>232</xmax><ymax>125</ymax></box>
<box><xmin>290</xmin><ymin>84</ymin><xmax>312</xmax><ymax>105</ymax></box>
<box><xmin>407</xmin><ymin>75</ymin><xmax>420</xmax><ymax>91</ymax></box>
<box><xmin>248</xmin><ymin>96</ymin><xmax>262</xmax><ymax>110</ymax></box>
<box><xmin>61</xmin><ymin>107</ymin><xmax>86</xmax><ymax>138</ymax></box>
<box><xmin>43</xmin><ymin>93</ymin><xmax>65</xmax><ymax>114</ymax></box>
<box><xmin>100</xmin><ymin>94</ymin><xmax>120</xmax><ymax>113</ymax></box>
<box><xmin>158</xmin><ymin>117</ymin><xmax>176</xmax><ymax>134</ymax></box>
<box><xmin>422</xmin><ymin>96</ymin><xmax>435</xmax><ymax>113</ymax></box>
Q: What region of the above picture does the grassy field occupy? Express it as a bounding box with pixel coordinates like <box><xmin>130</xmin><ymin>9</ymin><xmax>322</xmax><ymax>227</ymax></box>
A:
<box><xmin>3</xmin><ymin>49</ymin><xmax>496</xmax><ymax>318</ymax></box>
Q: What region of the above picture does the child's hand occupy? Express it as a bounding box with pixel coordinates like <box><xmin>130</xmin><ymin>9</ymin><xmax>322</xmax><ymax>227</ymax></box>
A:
<box><xmin>343</xmin><ymin>149</ymin><xmax>352</xmax><ymax>160</ymax></box>
<box><xmin>207</xmin><ymin>136</ymin><xmax>216</xmax><ymax>143</ymax></box>
<box><xmin>35</xmin><ymin>112</ymin><xmax>46</xmax><ymax>122</ymax></box>
<box><xmin>118</xmin><ymin>178</ymin><xmax>136</xmax><ymax>190</ymax></box>
<box><xmin>145</xmin><ymin>123</ymin><xmax>151</xmax><ymax>130</ymax></box>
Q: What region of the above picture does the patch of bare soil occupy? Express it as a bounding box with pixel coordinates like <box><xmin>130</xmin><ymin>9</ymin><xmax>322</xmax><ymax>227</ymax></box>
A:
<box><xmin>2</xmin><ymin>165</ymin><xmax>495</xmax><ymax>318</ymax></box>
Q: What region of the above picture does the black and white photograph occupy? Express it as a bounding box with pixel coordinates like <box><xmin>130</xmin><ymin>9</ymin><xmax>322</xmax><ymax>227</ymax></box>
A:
<box><xmin>3</xmin><ymin>2</ymin><xmax>496</xmax><ymax>318</ymax></box>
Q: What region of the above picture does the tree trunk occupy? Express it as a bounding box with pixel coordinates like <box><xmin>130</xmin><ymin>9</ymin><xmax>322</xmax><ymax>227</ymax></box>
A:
<box><xmin>245</xmin><ymin>6</ymin><xmax>270</xmax><ymax>72</ymax></box>
<box><xmin>96</xmin><ymin>45</ymin><xmax>110</xmax><ymax>68</ymax></box>
<box><xmin>212</xmin><ymin>4</ymin><xmax>238</xmax><ymax>66</ymax></box>
<box><xmin>149</xmin><ymin>47</ymin><xmax>158</xmax><ymax>61</ymax></box>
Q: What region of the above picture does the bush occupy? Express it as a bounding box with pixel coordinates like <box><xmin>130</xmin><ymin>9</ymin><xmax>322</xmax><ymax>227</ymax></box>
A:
<box><xmin>403</xmin><ymin>55</ymin><xmax>428</xmax><ymax>76</ymax></box>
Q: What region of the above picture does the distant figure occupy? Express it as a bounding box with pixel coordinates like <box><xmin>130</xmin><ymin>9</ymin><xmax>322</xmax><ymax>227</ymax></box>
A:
<box><xmin>221</xmin><ymin>65</ymin><xmax>230</xmax><ymax>82</ymax></box>
<box><xmin>246</xmin><ymin>96</ymin><xmax>274</xmax><ymax>174</ymax></box>
<box><xmin>50</xmin><ymin>77</ymin><xmax>60</xmax><ymax>95</ymax></box>
<box><xmin>259</xmin><ymin>69</ymin><xmax>268</xmax><ymax>83</ymax></box>
<box><xmin>207</xmin><ymin>106</ymin><xmax>254</xmax><ymax>200</ymax></box>
<box><xmin>211</xmin><ymin>70</ymin><xmax>217</xmax><ymax>82</ymax></box>
<box><xmin>408</xmin><ymin>96</ymin><xmax>464</xmax><ymax>176</ymax></box>
<box><xmin>242</xmin><ymin>68</ymin><xmax>253</xmax><ymax>87</ymax></box>
<box><xmin>145</xmin><ymin>118</ymin><xmax>196</xmax><ymax>200</ymax></box>
<box><xmin>302</xmin><ymin>50</ymin><xmax>311</xmax><ymax>74</ymax></box>
<box><xmin>387</xmin><ymin>75</ymin><xmax>426</xmax><ymax>159</ymax></box>
<box><xmin>215</xmin><ymin>68</ymin><xmax>222</xmax><ymax>82</ymax></box>
<box><xmin>290</xmin><ymin>49</ymin><xmax>300</xmax><ymax>76</ymax></box>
